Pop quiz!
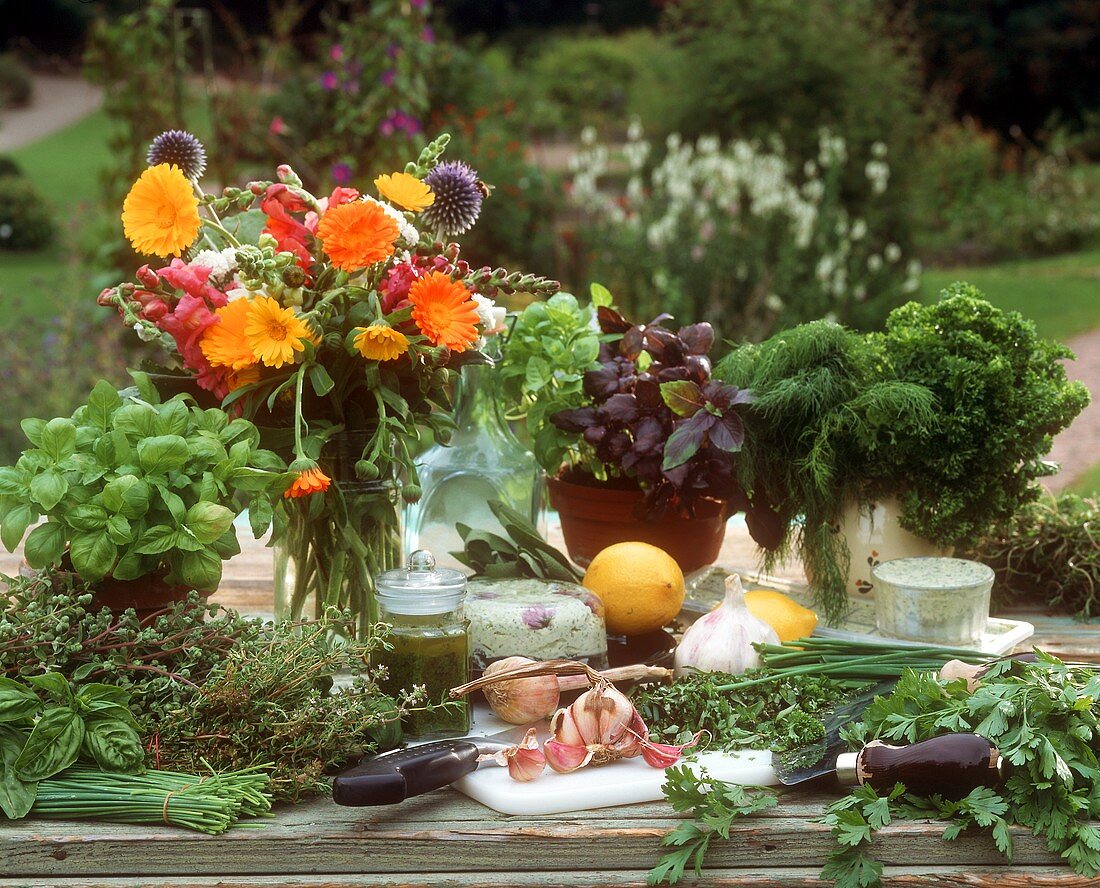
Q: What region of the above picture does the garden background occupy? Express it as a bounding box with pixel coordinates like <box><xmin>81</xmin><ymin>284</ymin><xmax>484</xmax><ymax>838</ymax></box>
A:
<box><xmin>0</xmin><ymin>0</ymin><xmax>1097</xmax><ymax>491</ymax></box>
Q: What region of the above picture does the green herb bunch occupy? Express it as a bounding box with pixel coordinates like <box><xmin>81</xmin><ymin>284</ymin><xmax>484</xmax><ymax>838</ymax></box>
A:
<box><xmin>972</xmin><ymin>491</ymin><xmax>1100</xmax><ymax>620</ymax></box>
<box><xmin>0</xmin><ymin>376</ymin><xmax>288</xmax><ymax>591</ymax></box>
<box><xmin>871</xmin><ymin>285</ymin><xmax>1090</xmax><ymax>549</ymax></box>
<box><xmin>0</xmin><ymin>674</ymin><xmax>143</xmax><ymax>820</ymax></box>
<box><xmin>152</xmin><ymin>618</ymin><xmax>407</xmax><ymax>802</ymax></box>
<box><xmin>714</xmin><ymin>320</ymin><xmax>936</xmax><ymax>620</ymax></box>
<box><xmin>827</xmin><ymin>655</ymin><xmax>1100</xmax><ymax>885</ymax></box>
<box><xmin>500</xmin><ymin>286</ymin><xmax>611</xmax><ymax>473</ymax></box>
<box><xmin>633</xmin><ymin>670</ymin><xmax>853</xmax><ymax>754</ymax></box>
<box><xmin>453</xmin><ymin>499</ymin><xmax>583</xmax><ymax>582</ymax></box>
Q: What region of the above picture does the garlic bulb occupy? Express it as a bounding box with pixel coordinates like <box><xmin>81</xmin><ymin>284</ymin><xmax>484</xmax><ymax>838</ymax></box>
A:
<box><xmin>480</xmin><ymin>657</ymin><xmax>562</xmax><ymax>724</ymax></box>
<box><xmin>674</xmin><ymin>574</ymin><xmax>779</xmax><ymax>677</ymax></box>
<box><xmin>543</xmin><ymin>681</ymin><xmax>646</xmax><ymax>773</ymax></box>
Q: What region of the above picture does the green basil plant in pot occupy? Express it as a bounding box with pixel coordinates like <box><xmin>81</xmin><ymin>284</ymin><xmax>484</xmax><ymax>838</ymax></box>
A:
<box><xmin>502</xmin><ymin>285</ymin><xmax>752</xmax><ymax>573</ymax></box>
<box><xmin>0</xmin><ymin>376</ymin><xmax>288</xmax><ymax>617</ymax></box>
<box><xmin>716</xmin><ymin>283</ymin><xmax>1090</xmax><ymax>623</ymax></box>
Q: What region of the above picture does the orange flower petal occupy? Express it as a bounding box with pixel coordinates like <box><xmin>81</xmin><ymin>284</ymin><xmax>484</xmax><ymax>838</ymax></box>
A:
<box><xmin>316</xmin><ymin>200</ymin><xmax>399</xmax><ymax>272</ymax></box>
<box><xmin>407</xmin><ymin>271</ymin><xmax>480</xmax><ymax>352</ymax></box>
<box><xmin>285</xmin><ymin>466</ymin><xmax>332</xmax><ymax>499</ymax></box>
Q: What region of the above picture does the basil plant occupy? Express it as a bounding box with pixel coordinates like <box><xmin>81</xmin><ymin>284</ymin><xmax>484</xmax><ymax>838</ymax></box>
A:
<box><xmin>0</xmin><ymin>375</ymin><xmax>289</xmax><ymax>592</ymax></box>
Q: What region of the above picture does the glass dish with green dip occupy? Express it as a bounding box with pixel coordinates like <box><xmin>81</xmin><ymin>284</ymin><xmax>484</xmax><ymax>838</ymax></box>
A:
<box><xmin>871</xmin><ymin>556</ymin><xmax>995</xmax><ymax>645</ymax></box>
<box><xmin>375</xmin><ymin>550</ymin><xmax>471</xmax><ymax>739</ymax></box>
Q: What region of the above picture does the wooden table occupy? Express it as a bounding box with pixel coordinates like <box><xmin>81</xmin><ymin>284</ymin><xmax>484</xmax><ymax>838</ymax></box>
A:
<box><xmin>1</xmin><ymin>529</ymin><xmax>1098</xmax><ymax>887</ymax></box>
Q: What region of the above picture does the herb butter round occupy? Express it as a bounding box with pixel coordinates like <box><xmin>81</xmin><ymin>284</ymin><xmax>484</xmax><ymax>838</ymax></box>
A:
<box><xmin>466</xmin><ymin>578</ymin><xmax>609</xmax><ymax>673</ymax></box>
<box><xmin>871</xmin><ymin>557</ymin><xmax>994</xmax><ymax>645</ymax></box>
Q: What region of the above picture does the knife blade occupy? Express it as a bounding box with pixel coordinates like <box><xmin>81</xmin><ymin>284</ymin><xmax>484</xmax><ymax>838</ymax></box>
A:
<box><xmin>778</xmin><ymin>732</ymin><xmax>1004</xmax><ymax>800</ymax></box>
<box><xmin>332</xmin><ymin>722</ymin><xmax>541</xmax><ymax>807</ymax></box>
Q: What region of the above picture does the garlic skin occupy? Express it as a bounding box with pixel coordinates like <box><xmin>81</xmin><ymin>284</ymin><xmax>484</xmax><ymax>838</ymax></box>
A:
<box><xmin>479</xmin><ymin>728</ymin><xmax>546</xmax><ymax>782</ymax></box>
<box><xmin>674</xmin><ymin>574</ymin><xmax>779</xmax><ymax>677</ymax></box>
<box><xmin>481</xmin><ymin>656</ymin><xmax>561</xmax><ymax>724</ymax></box>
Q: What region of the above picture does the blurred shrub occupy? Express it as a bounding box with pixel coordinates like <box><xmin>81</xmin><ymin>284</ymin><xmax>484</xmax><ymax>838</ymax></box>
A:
<box><xmin>568</xmin><ymin>126</ymin><xmax>920</xmax><ymax>343</ymax></box>
<box><xmin>0</xmin><ymin>54</ymin><xmax>32</xmax><ymax>109</ymax></box>
<box><xmin>0</xmin><ymin>176</ymin><xmax>56</xmax><ymax>250</ymax></box>
<box><xmin>913</xmin><ymin>121</ymin><xmax>1100</xmax><ymax>262</ymax></box>
<box><xmin>430</xmin><ymin>102</ymin><xmax>560</xmax><ymax>280</ymax></box>
<box><xmin>0</xmin><ymin>157</ymin><xmax>24</xmax><ymax>178</ymax></box>
<box><xmin>0</xmin><ymin>303</ymin><xmax>134</xmax><ymax>463</ymax></box>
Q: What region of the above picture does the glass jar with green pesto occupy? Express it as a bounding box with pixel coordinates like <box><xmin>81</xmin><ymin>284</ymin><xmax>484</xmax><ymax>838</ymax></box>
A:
<box><xmin>374</xmin><ymin>549</ymin><xmax>471</xmax><ymax>739</ymax></box>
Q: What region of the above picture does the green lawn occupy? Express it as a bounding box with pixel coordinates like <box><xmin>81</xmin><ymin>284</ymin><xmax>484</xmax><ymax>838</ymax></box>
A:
<box><xmin>922</xmin><ymin>249</ymin><xmax>1100</xmax><ymax>343</ymax></box>
<box><xmin>1070</xmin><ymin>463</ymin><xmax>1100</xmax><ymax>499</ymax></box>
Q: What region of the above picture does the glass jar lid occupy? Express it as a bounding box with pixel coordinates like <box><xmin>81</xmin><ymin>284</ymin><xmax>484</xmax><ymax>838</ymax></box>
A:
<box><xmin>375</xmin><ymin>549</ymin><xmax>467</xmax><ymax>615</ymax></box>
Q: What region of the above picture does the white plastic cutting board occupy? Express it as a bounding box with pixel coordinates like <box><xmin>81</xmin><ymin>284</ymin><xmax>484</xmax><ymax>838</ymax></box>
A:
<box><xmin>446</xmin><ymin>707</ymin><xmax>778</xmax><ymax>815</ymax></box>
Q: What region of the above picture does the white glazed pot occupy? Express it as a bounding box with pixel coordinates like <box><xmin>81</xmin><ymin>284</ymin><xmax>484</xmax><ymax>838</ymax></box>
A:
<box><xmin>834</xmin><ymin>496</ymin><xmax>952</xmax><ymax>599</ymax></box>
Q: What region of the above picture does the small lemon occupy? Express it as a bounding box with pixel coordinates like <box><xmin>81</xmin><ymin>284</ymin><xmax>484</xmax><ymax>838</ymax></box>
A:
<box><xmin>743</xmin><ymin>588</ymin><xmax>818</xmax><ymax>642</ymax></box>
<box><xmin>582</xmin><ymin>542</ymin><xmax>685</xmax><ymax>636</ymax></box>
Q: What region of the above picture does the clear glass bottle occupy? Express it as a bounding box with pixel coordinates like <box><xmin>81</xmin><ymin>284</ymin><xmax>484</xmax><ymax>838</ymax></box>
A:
<box><xmin>374</xmin><ymin>550</ymin><xmax>471</xmax><ymax>739</ymax></box>
<box><xmin>405</xmin><ymin>336</ymin><xmax>544</xmax><ymax>570</ymax></box>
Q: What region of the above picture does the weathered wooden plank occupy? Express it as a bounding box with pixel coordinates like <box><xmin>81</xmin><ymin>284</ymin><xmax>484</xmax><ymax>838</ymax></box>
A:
<box><xmin>0</xmin><ymin>810</ymin><xmax>1063</xmax><ymax>877</ymax></box>
<box><xmin>0</xmin><ymin>868</ymin><xmax>1095</xmax><ymax>888</ymax></box>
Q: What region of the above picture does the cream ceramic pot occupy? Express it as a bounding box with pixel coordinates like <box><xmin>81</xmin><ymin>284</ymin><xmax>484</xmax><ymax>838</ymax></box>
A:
<box><xmin>835</xmin><ymin>496</ymin><xmax>951</xmax><ymax>599</ymax></box>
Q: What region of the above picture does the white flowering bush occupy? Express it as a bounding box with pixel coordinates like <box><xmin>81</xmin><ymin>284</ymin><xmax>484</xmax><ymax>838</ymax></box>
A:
<box><xmin>568</xmin><ymin>124</ymin><xmax>920</xmax><ymax>340</ymax></box>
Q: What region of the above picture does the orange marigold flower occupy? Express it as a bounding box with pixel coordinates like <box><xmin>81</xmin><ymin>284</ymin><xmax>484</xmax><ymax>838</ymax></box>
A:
<box><xmin>354</xmin><ymin>324</ymin><xmax>410</xmax><ymax>361</ymax></box>
<box><xmin>315</xmin><ymin>200</ymin><xmax>399</xmax><ymax>271</ymax></box>
<box><xmin>374</xmin><ymin>172</ymin><xmax>435</xmax><ymax>212</ymax></box>
<box><xmin>285</xmin><ymin>464</ymin><xmax>331</xmax><ymax>499</ymax></box>
<box><xmin>121</xmin><ymin>164</ymin><xmax>201</xmax><ymax>258</ymax></box>
<box><xmin>245</xmin><ymin>296</ymin><xmax>313</xmax><ymax>368</ymax></box>
<box><xmin>408</xmin><ymin>271</ymin><xmax>480</xmax><ymax>352</ymax></box>
<box><xmin>201</xmin><ymin>298</ymin><xmax>257</xmax><ymax>370</ymax></box>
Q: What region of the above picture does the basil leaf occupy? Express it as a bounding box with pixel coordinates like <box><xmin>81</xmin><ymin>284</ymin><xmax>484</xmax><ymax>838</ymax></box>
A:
<box><xmin>100</xmin><ymin>475</ymin><xmax>151</xmax><ymax>519</ymax></box>
<box><xmin>83</xmin><ymin>702</ymin><xmax>138</xmax><ymax>729</ymax></box>
<box><xmin>248</xmin><ymin>497</ymin><xmax>274</xmax><ymax>539</ymax></box>
<box><xmin>0</xmin><ymin>678</ymin><xmax>41</xmax><ymax>724</ymax></box>
<box><xmin>39</xmin><ymin>418</ymin><xmax>77</xmax><ymax>462</ymax></box>
<box><xmin>0</xmin><ymin>503</ymin><xmax>36</xmax><ymax>553</ymax></box>
<box><xmin>76</xmin><ymin>683</ymin><xmax>132</xmax><ymax>708</ymax></box>
<box><xmin>29</xmin><ymin>469</ymin><xmax>68</xmax><ymax>511</ymax></box>
<box><xmin>18</xmin><ymin>418</ymin><xmax>46</xmax><ymax>448</ymax></box>
<box><xmin>174</xmin><ymin>548</ymin><xmax>223</xmax><ymax>592</ymax></box>
<box><xmin>136</xmin><ymin>435</ymin><xmax>190</xmax><ymax>474</ymax></box>
<box><xmin>68</xmin><ymin>530</ymin><xmax>118</xmax><ymax>582</ymax></box>
<box><xmin>85</xmin><ymin>380</ymin><xmax>122</xmax><ymax>432</ymax></box>
<box><xmin>82</xmin><ymin>718</ymin><xmax>144</xmax><ymax>774</ymax></box>
<box><xmin>184</xmin><ymin>502</ymin><xmax>235</xmax><ymax>545</ymax></box>
<box><xmin>23</xmin><ymin>672</ymin><xmax>72</xmax><ymax>703</ymax></box>
<box><xmin>22</xmin><ymin>522</ymin><xmax>66</xmax><ymax>569</ymax></box>
<box><xmin>14</xmin><ymin>707</ymin><xmax>84</xmax><ymax>781</ymax></box>
<box><xmin>0</xmin><ymin>726</ymin><xmax>37</xmax><ymax>819</ymax></box>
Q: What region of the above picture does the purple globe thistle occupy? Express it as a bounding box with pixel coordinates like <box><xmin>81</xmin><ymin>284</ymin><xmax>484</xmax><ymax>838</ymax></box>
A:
<box><xmin>421</xmin><ymin>161</ymin><xmax>484</xmax><ymax>236</ymax></box>
<box><xmin>147</xmin><ymin>130</ymin><xmax>206</xmax><ymax>181</ymax></box>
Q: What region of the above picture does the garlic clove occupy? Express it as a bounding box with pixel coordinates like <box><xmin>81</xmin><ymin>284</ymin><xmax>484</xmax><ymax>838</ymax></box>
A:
<box><xmin>640</xmin><ymin>732</ymin><xmax>702</xmax><ymax>769</ymax></box>
<box><xmin>549</xmin><ymin>706</ymin><xmax>586</xmax><ymax>747</ymax></box>
<box><xmin>543</xmin><ymin>738</ymin><xmax>594</xmax><ymax>773</ymax></box>
<box><xmin>506</xmin><ymin>728</ymin><xmax>546</xmax><ymax>782</ymax></box>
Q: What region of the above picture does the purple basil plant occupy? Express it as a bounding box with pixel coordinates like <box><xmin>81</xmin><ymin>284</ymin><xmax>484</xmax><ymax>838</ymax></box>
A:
<box><xmin>551</xmin><ymin>307</ymin><xmax>753</xmax><ymax>519</ymax></box>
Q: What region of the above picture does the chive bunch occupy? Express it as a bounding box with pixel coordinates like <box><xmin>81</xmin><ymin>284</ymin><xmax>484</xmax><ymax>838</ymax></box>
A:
<box><xmin>716</xmin><ymin>637</ymin><xmax>991</xmax><ymax>692</ymax></box>
<box><xmin>28</xmin><ymin>766</ymin><xmax>272</xmax><ymax>834</ymax></box>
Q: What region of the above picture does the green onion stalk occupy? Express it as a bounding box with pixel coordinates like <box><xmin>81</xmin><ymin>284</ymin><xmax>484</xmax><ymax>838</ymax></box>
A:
<box><xmin>26</xmin><ymin>766</ymin><xmax>272</xmax><ymax>835</ymax></box>
<box><xmin>716</xmin><ymin>637</ymin><xmax>992</xmax><ymax>692</ymax></box>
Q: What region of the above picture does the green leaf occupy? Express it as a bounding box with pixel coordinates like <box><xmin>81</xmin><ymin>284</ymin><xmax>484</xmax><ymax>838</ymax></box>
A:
<box><xmin>134</xmin><ymin>525</ymin><xmax>180</xmax><ymax>555</ymax></box>
<box><xmin>105</xmin><ymin>514</ymin><xmax>133</xmax><ymax>545</ymax></box>
<box><xmin>0</xmin><ymin>466</ymin><xmax>23</xmax><ymax>496</ymax></box>
<box><xmin>81</xmin><ymin>718</ymin><xmax>144</xmax><ymax>773</ymax></box>
<box><xmin>136</xmin><ymin>434</ymin><xmax>190</xmax><ymax>474</ymax></box>
<box><xmin>308</xmin><ymin>364</ymin><xmax>336</xmax><ymax>398</ymax></box>
<box><xmin>111</xmin><ymin>549</ymin><xmax>149</xmax><ymax>581</ymax></box>
<box><xmin>0</xmin><ymin>678</ymin><xmax>41</xmax><ymax>724</ymax></box>
<box><xmin>14</xmin><ymin>706</ymin><xmax>84</xmax><ymax>781</ymax></box>
<box><xmin>64</xmin><ymin>503</ymin><xmax>108</xmax><ymax>532</ymax></box>
<box><xmin>29</xmin><ymin>469</ymin><xmax>68</xmax><ymax>511</ymax></box>
<box><xmin>86</xmin><ymin>380</ymin><xmax>122</xmax><ymax>432</ymax></box>
<box><xmin>111</xmin><ymin>402</ymin><xmax>157</xmax><ymax>440</ymax></box>
<box><xmin>153</xmin><ymin>399</ymin><xmax>190</xmax><ymax>437</ymax></box>
<box><xmin>100</xmin><ymin>475</ymin><xmax>152</xmax><ymax>519</ymax></box>
<box><xmin>173</xmin><ymin>548</ymin><xmax>223</xmax><ymax>592</ymax></box>
<box><xmin>39</xmin><ymin>418</ymin><xmax>77</xmax><ymax>462</ymax></box>
<box><xmin>0</xmin><ymin>726</ymin><xmax>37</xmax><ymax>820</ymax></box>
<box><xmin>19</xmin><ymin>418</ymin><xmax>46</xmax><ymax>448</ymax></box>
<box><xmin>661</xmin><ymin>380</ymin><xmax>705</xmax><ymax>418</ymax></box>
<box><xmin>23</xmin><ymin>672</ymin><xmax>72</xmax><ymax>703</ymax></box>
<box><xmin>184</xmin><ymin>502</ymin><xmax>235</xmax><ymax>545</ymax></box>
<box><xmin>0</xmin><ymin>504</ymin><xmax>36</xmax><ymax>552</ymax></box>
<box><xmin>23</xmin><ymin>522</ymin><xmax>66</xmax><ymax>569</ymax></box>
<box><xmin>68</xmin><ymin>530</ymin><xmax>118</xmax><ymax>581</ymax></box>
<box><xmin>590</xmin><ymin>282</ymin><xmax>614</xmax><ymax>307</ymax></box>
<box><xmin>248</xmin><ymin>497</ymin><xmax>274</xmax><ymax>539</ymax></box>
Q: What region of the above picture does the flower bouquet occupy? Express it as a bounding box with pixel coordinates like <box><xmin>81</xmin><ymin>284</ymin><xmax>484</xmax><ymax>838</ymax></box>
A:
<box><xmin>99</xmin><ymin>130</ymin><xmax>559</xmax><ymax>636</ymax></box>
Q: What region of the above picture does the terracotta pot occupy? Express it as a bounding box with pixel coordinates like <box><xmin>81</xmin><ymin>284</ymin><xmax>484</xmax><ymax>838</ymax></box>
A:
<box><xmin>547</xmin><ymin>475</ymin><xmax>729</xmax><ymax>574</ymax></box>
<box><xmin>834</xmin><ymin>496</ymin><xmax>952</xmax><ymax>599</ymax></box>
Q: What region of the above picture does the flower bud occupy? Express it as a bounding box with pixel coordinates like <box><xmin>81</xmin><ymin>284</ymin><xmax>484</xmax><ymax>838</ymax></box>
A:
<box><xmin>401</xmin><ymin>484</ymin><xmax>422</xmax><ymax>503</ymax></box>
<box><xmin>355</xmin><ymin>460</ymin><xmax>380</xmax><ymax>481</ymax></box>
<box><xmin>282</xmin><ymin>266</ymin><xmax>306</xmax><ymax>289</ymax></box>
<box><xmin>97</xmin><ymin>288</ymin><xmax>117</xmax><ymax>307</ymax></box>
<box><xmin>258</xmin><ymin>232</ymin><xmax>279</xmax><ymax>251</ymax></box>
<box><xmin>136</xmin><ymin>264</ymin><xmax>160</xmax><ymax>289</ymax></box>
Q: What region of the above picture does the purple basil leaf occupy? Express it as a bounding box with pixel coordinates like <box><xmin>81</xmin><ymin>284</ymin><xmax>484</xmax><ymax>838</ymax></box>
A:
<box><xmin>710</xmin><ymin>412</ymin><xmax>746</xmax><ymax>452</ymax></box>
<box><xmin>584</xmin><ymin>364</ymin><xmax>622</xmax><ymax>400</ymax></box>
<box><xmin>633</xmin><ymin>416</ymin><xmax>665</xmax><ymax>454</ymax></box>
<box><xmin>678</xmin><ymin>323</ymin><xmax>715</xmax><ymax>355</ymax></box>
<box><xmin>644</xmin><ymin>327</ymin><xmax>684</xmax><ymax>366</ymax></box>
<box><xmin>684</xmin><ymin>355</ymin><xmax>712</xmax><ymax>384</ymax></box>
<box><xmin>601</xmin><ymin>393</ymin><xmax>639</xmax><ymax>423</ymax></box>
<box><xmin>621</xmin><ymin>325</ymin><xmax>645</xmax><ymax>359</ymax></box>
<box><xmin>600</xmin><ymin>430</ymin><xmax>631</xmax><ymax>461</ymax></box>
<box><xmin>662</xmin><ymin>411</ymin><xmax>712</xmax><ymax>470</ymax></box>
<box><xmin>583</xmin><ymin>426</ymin><xmax>606</xmax><ymax>446</ymax></box>
<box><xmin>660</xmin><ymin>380</ymin><xmax>704</xmax><ymax>417</ymax></box>
<box><xmin>597</xmin><ymin>306</ymin><xmax>631</xmax><ymax>334</ymax></box>
<box><xmin>656</xmin><ymin>366</ymin><xmax>691</xmax><ymax>383</ymax></box>
<box><xmin>635</xmin><ymin>377</ymin><xmax>663</xmax><ymax>410</ymax></box>
<box><xmin>551</xmin><ymin>407</ymin><xmax>597</xmax><ymax>432</ymax></box>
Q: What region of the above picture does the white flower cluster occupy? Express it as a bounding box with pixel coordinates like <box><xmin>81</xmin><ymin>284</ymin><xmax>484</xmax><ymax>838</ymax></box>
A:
<box><xmin>365</xmin><ymin>196</ymin><xmax>419</xmax><ymax>247</ymax></box>
<box><xmin>191</xmin><ymin>247</ymin><xmax>239</xmax><ymax>287</ymax></box>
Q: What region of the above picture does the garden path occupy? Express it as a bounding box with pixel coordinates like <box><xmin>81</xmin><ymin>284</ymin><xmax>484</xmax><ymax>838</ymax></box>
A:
<box><xmin>0</xmin><ymin>75</ymin><xmax>102</xmax><ymax>152</ymax></box>
<box><xmin>1045</xmin><ymin>326</ymin><xmax>1100</xmax><ymax>491</ymax></box>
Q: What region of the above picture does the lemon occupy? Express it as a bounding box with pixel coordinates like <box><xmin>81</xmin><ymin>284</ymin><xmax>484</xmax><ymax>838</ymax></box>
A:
<box><xmin>744</xmin><ymin>588</ymin><xmax>818</xmax><ymax>642</ymax></box>
<box><xmin>582</xmin><ymin>542</ymin><xmax>686</xmax><ymax>636</ymax></box>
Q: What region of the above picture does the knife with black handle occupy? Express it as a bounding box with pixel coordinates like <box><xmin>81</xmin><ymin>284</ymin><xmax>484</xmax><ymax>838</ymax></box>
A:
<box><xmin>333</xmin><ymin>729</ymin><xmax>530</xmax><ymax>806</ymax></box>
<box><xmin>777</xmin><ymin>732</ymin><xmax>1003</xmax><ymax>800</ymax></box>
